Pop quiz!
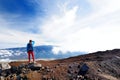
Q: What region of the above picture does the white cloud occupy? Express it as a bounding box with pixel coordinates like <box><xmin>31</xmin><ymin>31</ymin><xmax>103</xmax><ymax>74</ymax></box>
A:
<box><xmin>87</xmin><ymin>0</ymin><xmax>120</xmax><ymax>11</ymax></box>
<box><xmin>0</xmin><ymin>13</ymin><xmax>48</xmax><ymax>49</ymax></box>
<box><xmin>0</xmin><ymin>27</ymin><xmax>47</xmax><ymax>48</ymax></box>
<box><xmin>41</xmin><ymin>5</ymin><xmax>78</xmax><ymax>41</ymax></box>
<box><xmin>39</xmin><ymin>0</ymin><xmax>120</xmax><ymax>53</ymax></box>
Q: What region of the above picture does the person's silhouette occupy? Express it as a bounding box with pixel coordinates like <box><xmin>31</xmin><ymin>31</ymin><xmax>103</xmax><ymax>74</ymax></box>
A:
<box><xmin>27</xmin><ymin>40</ymin><xmax>35</xmax><ymax>63</ymax></box>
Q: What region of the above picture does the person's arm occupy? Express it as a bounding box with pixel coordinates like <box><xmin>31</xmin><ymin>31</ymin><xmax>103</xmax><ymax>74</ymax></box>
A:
<box><xmin>32</xmin><ymin>41</ymin><xmax>35</xmax><ymax>46</ymax></box>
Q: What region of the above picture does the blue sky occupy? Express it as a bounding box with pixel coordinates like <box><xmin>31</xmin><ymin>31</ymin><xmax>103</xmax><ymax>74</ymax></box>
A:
<box><xmin>0</xmin><ymin>0</ymin><xmax>120</xmax><ymax>53</ymax></box>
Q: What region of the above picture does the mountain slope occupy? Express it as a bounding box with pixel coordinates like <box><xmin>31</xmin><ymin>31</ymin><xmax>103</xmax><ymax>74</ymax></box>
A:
<box><xmin>7</xmin><ymin>49</ymin><xmax>120</xmax><ymax>80</ymax></box>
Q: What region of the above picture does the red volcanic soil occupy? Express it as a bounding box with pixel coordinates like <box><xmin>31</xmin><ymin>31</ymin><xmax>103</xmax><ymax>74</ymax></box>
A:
<box><xmin>3</xmin><ymin>49</ymin><xmax>120</xmax><ymax>80</ymax></box>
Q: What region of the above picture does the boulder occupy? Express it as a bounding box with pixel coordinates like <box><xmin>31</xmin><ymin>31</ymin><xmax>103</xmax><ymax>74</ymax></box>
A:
<box><xmin>34</xmin><ymin>63</ymin><xmax>42</xmax><ymax>68</ymax></box>
<box><xmin>28</xmin><ymin>63</ymin><xmax>42</xmax><ymax>71</ymax></box>
<box><xmin>0</xmin><ymin>76</ymin><xmax>5</xmax><ymax>80</ymax></box>
<box><xmin>0</xmin><ymin>63</ymin><xmax>11</xmax><ymax>70</ymax></box>
<box><xmin>78</xmin><ymin>63</ymin><xmax>89</xmax><ymax>76</ymax></box>
<box><xmin>11</xmin><ymin>66</ymin><xmax>17</xmax><ymax>74</ymax></box>
<box><xmin>18</xmin><ymin>63</ymin><xmax>26</xmax><ymax>69</ymax></box>
<box><xmin>2</xmin><ymin>69</ymin><xmax>11</xmax><ymax>77</ymax></box>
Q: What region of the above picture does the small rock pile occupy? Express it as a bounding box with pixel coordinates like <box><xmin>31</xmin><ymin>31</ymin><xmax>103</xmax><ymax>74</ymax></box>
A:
<box><xmin>0</xmin><ymin>62</ymin><xmax>42</xmax><ymax>80</ymax></box>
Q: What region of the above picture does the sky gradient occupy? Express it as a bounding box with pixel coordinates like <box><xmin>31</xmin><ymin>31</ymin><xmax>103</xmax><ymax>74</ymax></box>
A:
<box><xmin>0</xmin><ymin>0</ymin><xmax>120</xmax><ymax>53</ymax></box>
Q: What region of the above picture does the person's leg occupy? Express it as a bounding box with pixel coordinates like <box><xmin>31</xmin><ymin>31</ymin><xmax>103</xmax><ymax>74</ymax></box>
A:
<box><xmin>31</xmin><ymin>51</ymin><xmax>35</xmax><ymax>62</ymax></box>
<box><xmin>28</xmin><ymin>51</ymin><xmax>30</xmax><ymax>63</ymax></box>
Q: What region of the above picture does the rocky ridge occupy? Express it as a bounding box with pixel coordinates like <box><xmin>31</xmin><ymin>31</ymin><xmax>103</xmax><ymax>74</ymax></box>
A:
<box><xmin>0</xmin><ymin>49</ymin><xmax>120</xmax><ymax>80</ymax></box>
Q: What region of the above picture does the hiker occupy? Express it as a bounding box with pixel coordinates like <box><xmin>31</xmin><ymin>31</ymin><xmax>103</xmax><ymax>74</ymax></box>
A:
<box><xmin>27</xmin><ymin>40</ymin><xmax>35</xmax><ymax>63</ymax></box>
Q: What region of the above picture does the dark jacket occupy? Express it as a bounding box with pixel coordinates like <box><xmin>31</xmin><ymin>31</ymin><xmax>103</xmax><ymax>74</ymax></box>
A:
<box><xmin>27</xmin><ymin>43</ymin><xmax>33</xmax><ymax>52</ymax></box>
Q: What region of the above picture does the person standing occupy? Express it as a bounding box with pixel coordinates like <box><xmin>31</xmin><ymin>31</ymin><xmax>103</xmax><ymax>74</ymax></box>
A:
<box><xmin>27</xmin><ymin>40</ymin><xmax>35</xmax><ymax>63</ymax></box>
